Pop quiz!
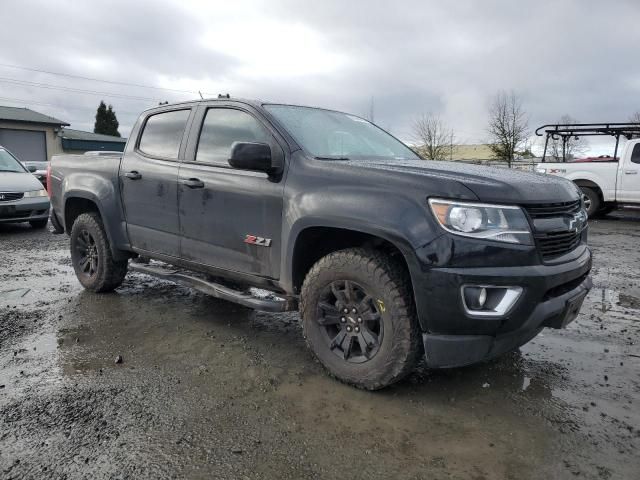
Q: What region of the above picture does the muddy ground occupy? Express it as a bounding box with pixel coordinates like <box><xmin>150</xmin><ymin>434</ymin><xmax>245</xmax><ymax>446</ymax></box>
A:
<box><xmin>1</xmin><ymin>213</ymin><xmax>639</xmax><ymax>480</ymax></box>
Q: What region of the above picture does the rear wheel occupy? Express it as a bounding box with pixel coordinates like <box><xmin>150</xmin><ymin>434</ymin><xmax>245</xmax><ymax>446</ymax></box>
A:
<box><xmin>300</xmin><ymin>248</ymin><xmax>422</xmax><ymax>390</ymax></box>
<box><xmin>580</xmin><ymin>187</ymin><xmax>600</xmax><ymax>218</ymax></box>
<box><xmin>70</xmin><ymin>212</ymin><xmax>128</xmax><ymax>292</ymax></box>
<box><xmin>29</xmin><ymin>219</ymin><xmax>48</xmax><ymax>229</ymax></box>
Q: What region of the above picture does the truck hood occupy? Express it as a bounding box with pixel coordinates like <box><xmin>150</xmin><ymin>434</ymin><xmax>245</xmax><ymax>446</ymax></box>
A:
<box><xmin>346</xmin><ymin>159</ymin><xmax>580</xmax><ymax>204</ymax></box>
<box><xmin>0</xmin><ymin>171</ymin><xmax>45</xmax><ymax>192</ymax></box>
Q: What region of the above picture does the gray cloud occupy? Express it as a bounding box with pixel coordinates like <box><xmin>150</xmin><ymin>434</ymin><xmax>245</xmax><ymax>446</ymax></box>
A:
<box><xmin>1</xmin><ymin>0</ymin><xmax>638</xmax><ymax>148</ymax></box>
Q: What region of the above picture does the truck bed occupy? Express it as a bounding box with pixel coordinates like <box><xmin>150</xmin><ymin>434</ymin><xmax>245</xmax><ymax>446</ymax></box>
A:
<box><xmin>49</xmin><ymin>152</ymin><xmax>126</xmax><ymax>245</ymax></box>
<box><xmin>537</xmin><ymin>160</ymin><xmax>618</xmax><ymax>201</ymax></box>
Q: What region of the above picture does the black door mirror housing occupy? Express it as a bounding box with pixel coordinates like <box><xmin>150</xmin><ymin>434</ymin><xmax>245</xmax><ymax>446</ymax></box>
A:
<box><xmin>229</xmin><ymin>142</ymin><xmax>280</xmax><ymax>175</ymax></box>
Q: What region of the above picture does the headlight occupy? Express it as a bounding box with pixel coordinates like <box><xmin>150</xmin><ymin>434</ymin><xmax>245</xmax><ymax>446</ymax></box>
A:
<box><xmin>24</xmin><ymin>189</ymin><xmax>48</xmax><ymax>198</ymax></box>
<box><xmin>428</xmin><ymin>198</ymin><xmax>533</xmax><ymax>245</ymax></box>
<box><xmin>536</xmin><ymin>168</ymin><xmax>546</xmax><ymax>174</ymax></box>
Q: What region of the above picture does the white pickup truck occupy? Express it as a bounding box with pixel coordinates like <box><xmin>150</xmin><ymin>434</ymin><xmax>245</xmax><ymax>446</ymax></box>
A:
<box><xmin>536</xmin><ymin>138</ymin><xmax>640</xmax><ymax>217</ymax></box>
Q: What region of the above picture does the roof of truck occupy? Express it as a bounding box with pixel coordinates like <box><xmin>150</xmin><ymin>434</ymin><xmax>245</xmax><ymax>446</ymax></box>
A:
<box><xmin>141</xmin><ymin>97</ymin><xmax>263</xmax><ymax>114</ymax></box>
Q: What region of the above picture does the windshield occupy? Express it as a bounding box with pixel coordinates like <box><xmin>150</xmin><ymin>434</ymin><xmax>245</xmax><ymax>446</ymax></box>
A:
<box><xmin>264</xmin><ymin>104</ymin><xmax>419</xmax><ymax>160</ymax></box>
<box><xmin>0</xmin><ymin>149</ymin><xmax>27</xmax><ymax>173</ymax></box>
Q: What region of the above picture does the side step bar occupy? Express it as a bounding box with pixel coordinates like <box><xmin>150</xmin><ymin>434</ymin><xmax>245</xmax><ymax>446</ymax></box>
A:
<box><xmin>129</xmin><ymin>263</ymin><xmax>297</xmax><ymax>312</ymax></box>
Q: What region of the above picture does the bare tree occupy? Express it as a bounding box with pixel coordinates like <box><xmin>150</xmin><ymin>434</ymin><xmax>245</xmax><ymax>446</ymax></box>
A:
<box><xmin>629</xmin><ymin>111</ymin><xmax>640</xmax><ymax>124</ymax></box>
<box><xmin>487</xmin><ymin>90</ymin><xmax>529</xmax><ymax>167</ymax></box>
<box><xmin>547</xmin><ymin>114</ymin><xmax>589</xmax><ymax>161</ymax></box>
<box><xmin>412</xmin><ymin>113</ymin><xmax>455</xmax><ymax>161</ymax></box>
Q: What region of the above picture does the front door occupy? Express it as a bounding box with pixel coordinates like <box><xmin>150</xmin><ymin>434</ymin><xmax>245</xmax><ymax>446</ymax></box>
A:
<box><xmin>178</xmin><ymin>106</ymin><xmax>285</xmax><ymax>278</ymax></box>
<box><xmin>618</xmin><ymin>142</ymin><xmax>640</xmax><ymax>203</ymax></box>
<box><xmin>120</xmin><ymin>108</ymin><xmax>192</xmax><ymax>257</ymax></box>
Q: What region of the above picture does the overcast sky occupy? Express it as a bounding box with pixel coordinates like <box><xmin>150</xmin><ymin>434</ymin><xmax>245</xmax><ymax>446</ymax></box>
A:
<box><xmin>1</xmin><ymin>0</ymin><xmax>639</xmax><ymax>153</ymax></box>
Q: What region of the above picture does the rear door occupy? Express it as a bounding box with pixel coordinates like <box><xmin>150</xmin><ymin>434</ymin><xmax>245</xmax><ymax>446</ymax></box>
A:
<box><xmin>120</xmin><ymin>108</ymin><xmax>193</xmax><ymax>257</ymax></box>
<box><xmin>178</xmin><ymin>104</ymin><xmax>286</xmax><ymax>278</ymax></box>
<box><xmin>617</xmin><ymin>142</ymin><xmax>640</xmax><ymax>203</ymax></box>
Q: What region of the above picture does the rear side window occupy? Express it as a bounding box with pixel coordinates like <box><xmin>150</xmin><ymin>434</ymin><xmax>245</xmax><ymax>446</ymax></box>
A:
<box><xmin>138</xmin><ymin>109</ymin><xmax>190</xmax><ymax>159</ymax></box>
<box><xmin>631</xmin><ymin>143</ymin><xmax>640</xmax><ymax>164</ymax></box>
<box><xmin>196</xmin><ymin>108</ymin><xmax>271</xmax><ymax>165</ymax></box>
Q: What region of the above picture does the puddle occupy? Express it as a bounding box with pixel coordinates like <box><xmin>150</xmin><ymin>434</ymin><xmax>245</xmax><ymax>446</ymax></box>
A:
<box><xmin>618</xmin><ymin>293</ymin><xmax>640</xmax><ymax>310</ymax></box>
<box><xmin>587</xmin><ymin>287</ymin><xmax>640</xmax><ymax>321</ymax></box>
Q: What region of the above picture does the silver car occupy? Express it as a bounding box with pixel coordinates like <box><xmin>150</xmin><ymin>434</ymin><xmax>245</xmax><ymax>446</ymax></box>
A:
<box><xmin>0</xmin><ymin>146</ymin><xmax>50</xmax><ymax>229</ymax></box>
<box><xmin>22</xmin><ymin>160</ymin><xmax>49</xmax><ymax>187</ymax></box>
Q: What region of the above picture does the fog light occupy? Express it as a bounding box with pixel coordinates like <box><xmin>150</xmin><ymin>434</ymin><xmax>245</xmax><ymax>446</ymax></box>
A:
<box><xmin>478</xmin><ymin>287</ymin><xmax>487</xmax><ymax>308</ymax></box>
<box><xmin>462</xmin><ymin>285</ymin><xmax>522</xmax><ymax>317</ymax></box>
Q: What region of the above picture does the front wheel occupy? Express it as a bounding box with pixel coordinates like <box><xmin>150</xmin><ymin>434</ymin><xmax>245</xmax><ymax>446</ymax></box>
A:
<box><xmin>300</xmin><ymin>248</ymin><xmax>422</xmax><ymax>390</ymax></box>
<box><xmin>70</xmin><ymin>212</ymin><xmax>128</xmax><ymax>292</ymax></box>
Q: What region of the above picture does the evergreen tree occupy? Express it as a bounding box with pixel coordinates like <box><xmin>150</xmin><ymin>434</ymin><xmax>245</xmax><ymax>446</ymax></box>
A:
<box><xmin>94</xmin><ymin>101</ymin><xmax>108</xmax><ymax>134</ymax></box>
<box><xmin>93</xmin><ymin>101</ymin><xmax>121</xmax><ymax>137</ymax></box>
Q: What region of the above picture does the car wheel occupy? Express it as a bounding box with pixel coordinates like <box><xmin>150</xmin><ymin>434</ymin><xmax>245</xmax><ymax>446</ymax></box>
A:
<box><xmin>70</xmin><ymin>212</ymin><xmax>128</xmax><ymax>292</ymax></box>
<box><xmin>300</xmin><ymin>248</ymin><xmax>422</xmax><ymax>390</ymax></box>
<box><xmin>580</xmin><ymin>187</ymin><xmax>600</xmax><ymax>218</ymax></box>
<box><xmin>29</xmin><ymin>219</ymin><xmax>48</xmax><ymax>229</ymax></box>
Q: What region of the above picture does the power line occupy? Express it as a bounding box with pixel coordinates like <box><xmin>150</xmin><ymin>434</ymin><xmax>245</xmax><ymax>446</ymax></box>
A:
<box><xmin>0</xmin><ymin>62</ymin><xmax>216</xmax><ymax>96</ymax></box>
<box><xmin>0</xmin><ymin>76</ymin><xmax>172</xmax><ymax>102</ymax></box>
<box><xmin>0</xmin><ymin>95</ymin><xmax>142</xmax><ymax>115</ymax></box>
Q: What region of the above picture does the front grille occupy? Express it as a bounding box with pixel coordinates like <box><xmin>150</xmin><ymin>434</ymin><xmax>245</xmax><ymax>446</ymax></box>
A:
<box><xmin>0</xmin><ymin>192</ymin><xmax>24</xmax><ymax>202</ymax></box>
<box><xmin>524</xmin><ymin>199</ymin><xmax>581</xmax><ymax>219</ymax></box>
<box><xmin>524</xmin><ymin>199</ymin><xmax>585</xmax><ymax>261</ymax></box>
<box><xmin>535</xmin><ymin>230</ymin><xmax>582</xmax><ymax>260</ymax></box>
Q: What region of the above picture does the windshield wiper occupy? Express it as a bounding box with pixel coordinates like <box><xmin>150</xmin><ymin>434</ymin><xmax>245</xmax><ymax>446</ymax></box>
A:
<box><xmin>314</xmin><ymin>156</ymin><xmax>350</xmax><ymax>161</ymax></box>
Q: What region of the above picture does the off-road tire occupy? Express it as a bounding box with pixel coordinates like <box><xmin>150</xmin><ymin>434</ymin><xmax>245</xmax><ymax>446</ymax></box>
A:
<box><xmin>300</xmin><ymin>248</ymin><xmax>422</xmax><ymax>390</ymax></box>
<box><xmin>580</xmin><ymin>187</ymin><xmax>601</xmax><ymax>218</ymax></box>
<box><xmin>70</xmin><ymin>212</ymin><xmax>128</xmax><ymax>292</ymax></box>
<box><xmin>29</xmin><ymin>218</ymin><xmax>48</xmax><ymax>229</ymax></box>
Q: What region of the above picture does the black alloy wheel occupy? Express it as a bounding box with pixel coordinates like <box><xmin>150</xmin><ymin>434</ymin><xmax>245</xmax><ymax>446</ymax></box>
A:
<box><xmin>75</xmin><ymin>229</ymin><xmax>99</xmax><ymax>278</ymax></box>
<box><xmin>317</xmin><ymin>280</ymin><xmax>383</xmax><ymax>363</ymax></box>
<box><xmin>300</xmin><ymin>248</ymin><xmax>422</xmax><ymax>390</ymax></box>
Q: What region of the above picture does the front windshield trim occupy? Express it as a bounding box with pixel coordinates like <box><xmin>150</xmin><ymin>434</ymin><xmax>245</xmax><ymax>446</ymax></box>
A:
<box><xmin>262</xmin><ymin>103</ymin><xmax>421</xmax><ymax>161</ymax></box>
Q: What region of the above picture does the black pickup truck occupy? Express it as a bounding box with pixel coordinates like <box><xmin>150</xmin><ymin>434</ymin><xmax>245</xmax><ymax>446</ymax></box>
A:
<box><xmin>49</xmin><ymin>98</ymin><xmax>592</xmax><ymax>389</ymax></box>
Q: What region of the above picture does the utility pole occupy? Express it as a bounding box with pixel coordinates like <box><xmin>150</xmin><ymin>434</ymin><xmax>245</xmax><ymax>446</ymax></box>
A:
<box><xmin>367</xmin><ymin>96</ymin><xmax>375</xmax><ymax>123</ymax></box>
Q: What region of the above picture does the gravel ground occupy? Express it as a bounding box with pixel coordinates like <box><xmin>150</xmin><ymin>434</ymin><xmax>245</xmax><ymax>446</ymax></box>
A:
<box><xmin>0</xmin><ymin>212</ymin><xmax>639</xmax><ymax>479</ymax></box>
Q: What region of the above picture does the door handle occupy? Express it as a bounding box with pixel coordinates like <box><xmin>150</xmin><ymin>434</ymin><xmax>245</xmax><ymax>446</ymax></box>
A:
<box><xmin>624</xmin><ymin>170</ymin><xmax>638</xmax><ymax>175</ymax></box>
<box><xmin>124</xmin><ymin>171</ymin><xmax>142</xmax><ymax>180</ymax></box>
<box><xmin>181</xmin><ymin>178</ymin><xmax>205</xmax><ymax>189</ymax></box>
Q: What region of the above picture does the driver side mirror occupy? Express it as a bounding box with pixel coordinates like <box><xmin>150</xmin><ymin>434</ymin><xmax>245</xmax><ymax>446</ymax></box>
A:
<box><xmin>229</xmin><ymin>142</ymin><xmax>280</xmax><ymax>175</ymax></box>
<box><xmin>27</xmin><ymin>165</ymin><xmax>37</xmax><ymax>173</ymax></box>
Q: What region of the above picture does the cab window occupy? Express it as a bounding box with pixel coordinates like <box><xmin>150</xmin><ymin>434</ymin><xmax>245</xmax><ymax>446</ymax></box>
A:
<box><xmin>631</xmin><ymin>143</ymin><xmax>640</xmax><ymax>164</ymax></box>
<box><xmin>138</xmin><ymin>109</ymin><xmax>190</xmax><ymax>159</ymax></box>
<box><xmin>196</xmin><ymin>108</ymin><xmax>271</xmax><ymax>165</ymax></box>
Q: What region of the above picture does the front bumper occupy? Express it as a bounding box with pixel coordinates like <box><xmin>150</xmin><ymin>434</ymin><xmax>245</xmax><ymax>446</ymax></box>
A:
<box><xmin>412</xmin><ymin>245</ymin><xmax>592</xmax><ymax>368</ymax></box>
<box><xmin>0</xmin><ymin>197</ymin><xmax>50</xmax><ymax>224</ymax></box>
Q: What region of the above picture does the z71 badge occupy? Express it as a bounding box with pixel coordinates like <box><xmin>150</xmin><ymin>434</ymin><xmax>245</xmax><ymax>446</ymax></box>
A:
<box><xmin>244</xmin><ymin>235</ymin><xmax>272</xmax><ymax>247</ymax></box>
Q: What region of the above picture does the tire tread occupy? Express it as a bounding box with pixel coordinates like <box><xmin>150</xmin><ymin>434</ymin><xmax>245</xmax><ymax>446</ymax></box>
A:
<box><xmin>300</xmin><ymin>248</ymin><xmax>422</xmax><ymax>390</ymax></box>
<box><xmin>71</xmin><ymin>212</ymin><xmax>127</xmax><ymax>292</ymax></box>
